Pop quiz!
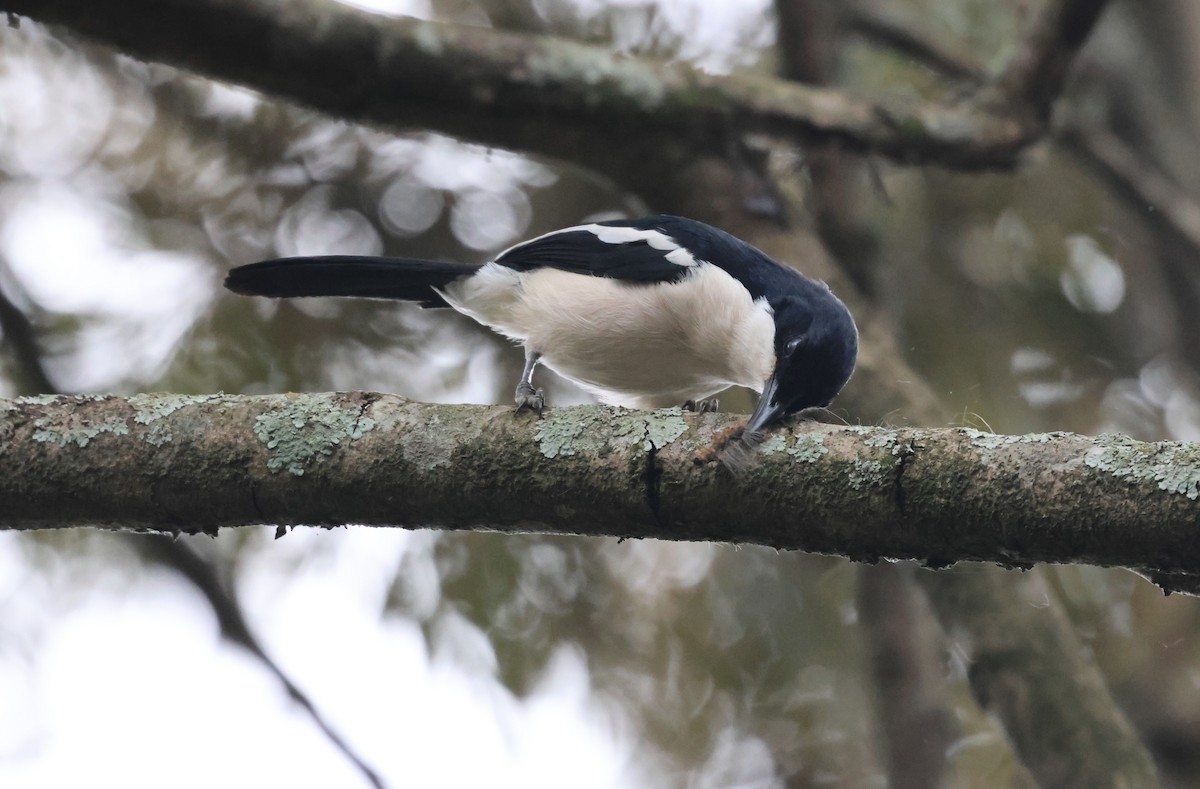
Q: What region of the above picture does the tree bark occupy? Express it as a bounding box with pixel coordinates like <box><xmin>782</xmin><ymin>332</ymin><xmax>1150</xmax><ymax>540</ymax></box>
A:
<box><xmin>924</xmin><ymin>565</ymin><xmax>1159</xmax><ymax>788</ymax></box>
<box><xmin>3</xmin><ymin>392</ymin><xmax>1199</xmax><ymax>591</ymax></box>
<box><xmin>3</xmin><ymin>0</ymin><xmax>1033</xmax><ymax>176</ymax></box>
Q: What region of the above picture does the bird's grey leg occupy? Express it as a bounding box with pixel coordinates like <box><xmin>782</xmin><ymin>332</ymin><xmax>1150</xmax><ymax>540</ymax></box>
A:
<box><xmin>515</xmin><ymin>347</ymin><xmax>545</xmax><ymax>414</ymax></box>
<box><xmin>682</xmin><ymin>398</ymin><xmax>720</xmax><ymax>414</ymax></box>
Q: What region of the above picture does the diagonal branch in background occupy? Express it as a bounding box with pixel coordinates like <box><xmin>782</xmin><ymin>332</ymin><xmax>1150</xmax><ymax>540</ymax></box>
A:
<box><xmin>922</xmin><ymin>564</ymin><xmax>1157</xmax><ymax>788</ymax></box>
<box><xmin>134</xmin><ymin>536</ymin><xmax>388</xmax><ymax>789</ymax></box>
<box><xmin>840</xmin><ymin>4</ymin><xmax>986</xmax><ymax>85</ymax></box>
<box><xmin>1062</xmin><ymin>123</ymin><xmax>1200</xmax><ymax>259</ymax></box>
<box><xmin>995</xmin><ymin>0</ymin><xmax>1114</xmax><ymax>122</ymax></box>
<box><xmin>4</xmin><ymin>0</ymin><xmax>1034</xmax><ymax>173</ymax></box>
<box><xmin>4</xmin><ymin>393</ymin><xmax>1200</xmax><ymax>595</ymax></box>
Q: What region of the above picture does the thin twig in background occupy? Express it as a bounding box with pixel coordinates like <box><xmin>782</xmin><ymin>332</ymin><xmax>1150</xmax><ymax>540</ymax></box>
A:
<box><xmin>840</xmin><ymin>4</ymin><xmax>986</xmax><ymax>84</ymax></box>
<box><xmin>135</xmin><ymin>537</ymin><xmax>388</xmax><ymax>789</ymax></box>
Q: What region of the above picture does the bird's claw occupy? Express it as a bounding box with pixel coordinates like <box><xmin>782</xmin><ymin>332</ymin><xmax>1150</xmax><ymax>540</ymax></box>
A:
<box><xmin>682</xmin><ymin>398</ymin><xmax>720</xmax><ymax>414</ymax></box>
<box><xmin>515</xmin><ymin>382</ymin><xmax>545</xmax><ymax>415</ymax></box>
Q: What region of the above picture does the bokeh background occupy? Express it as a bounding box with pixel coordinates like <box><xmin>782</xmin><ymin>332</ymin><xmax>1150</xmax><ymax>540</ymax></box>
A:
<box><xmin>3</xmin><ymin>0</ymin><xmax>1200</xmax><ymax>786</ymax></box>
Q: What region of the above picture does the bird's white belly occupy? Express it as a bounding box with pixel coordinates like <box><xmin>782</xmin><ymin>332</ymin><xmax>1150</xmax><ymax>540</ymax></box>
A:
<box><xmin>440</xmin><ymin>263</ymin><xmax>775</xmax><ymax>409</ymax></box>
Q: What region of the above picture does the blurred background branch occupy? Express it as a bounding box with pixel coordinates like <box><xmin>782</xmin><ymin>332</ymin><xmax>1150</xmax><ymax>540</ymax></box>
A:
<box><xmin>994</xmin><ymin>0</ymin><xmax>1113</xmax><ymax>122</ymax></box>
<box><xmin>0</xmin><ymin>274</ymin><xmax>55</xmax><ymax>394</ymax></box>
<box><xmin>5</xmin><ymin>0</ymin><xmax>1036</xmax><ymax>175</ymax></box>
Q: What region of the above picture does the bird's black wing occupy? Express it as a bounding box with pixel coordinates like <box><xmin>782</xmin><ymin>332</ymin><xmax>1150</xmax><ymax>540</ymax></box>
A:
<box><xmin>493</xmin><ymin>217</ymin><xmax>707</xmax><ymax>283</ymax></box>
<box><xmin>494</xmin><ymin>215</ymin><xmax>812</xmax><ymax>301</ymax></box>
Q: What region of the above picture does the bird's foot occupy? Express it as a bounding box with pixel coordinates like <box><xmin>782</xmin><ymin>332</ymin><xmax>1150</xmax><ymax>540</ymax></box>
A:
<box><xmin>515</xmin><ymin>382</ymin><xmax>546</xmax><ymax>415</ymax></box>
<box><xmin>682</xmin><ymin>398</ymin><xmax>720</xmax><ymax>414</ymax></box>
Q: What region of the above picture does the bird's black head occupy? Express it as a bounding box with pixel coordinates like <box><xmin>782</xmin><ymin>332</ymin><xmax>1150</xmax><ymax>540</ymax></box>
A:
<box><xmin>746</xmin><ymin>287</ymin><xmax>858</xmax><ymax>434</ymax></box>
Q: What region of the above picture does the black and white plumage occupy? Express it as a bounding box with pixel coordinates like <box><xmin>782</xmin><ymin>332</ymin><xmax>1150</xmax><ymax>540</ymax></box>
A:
<box><xmin>225</xmin><ymin>215</ymin><xmax>858</xmax><ymax>434</ymax></box>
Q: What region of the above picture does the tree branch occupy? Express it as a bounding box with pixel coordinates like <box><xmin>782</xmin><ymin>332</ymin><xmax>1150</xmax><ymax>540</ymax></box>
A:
<box><xmin>995</xmin><ymin>0</ymin><xmax>1113</xmax><ymax>122</ymax></box>
<box><xmin>3</xmin><ymin>0</ymin><xmax>1033</xmax><ymax>173</ymax></box>
<box><xmin>0</xmin><ymin>278</ymin><xmax>56</xmax><ymax>395</ymax></box>
<box><xmin>1062</xmin><ymin>123</ymin><xmax>1200</xmax><ymax>260</ymax></box>
<box><xmin>4</xmin><ymin>392</ymin><xmax>1200</xmax><ymax>592</ymax></box>
<box><xmin>856</xmin><ymin>562</ymin><xmax>959</xmax><ymax>789</ymax></box>
<box><xmin>133</xmin><ymin>536</ymin><xmax>388</xmax><ymax>789</ymax></box>
<box><xmin>840</xmin><ymin>4</ymin><xmax>986</xmax><ymax>85</ymax></box>
<box><xmin>924</xmin><ymin>565</ymin><xmax>1159</xmax><ymax>787</ymax></box>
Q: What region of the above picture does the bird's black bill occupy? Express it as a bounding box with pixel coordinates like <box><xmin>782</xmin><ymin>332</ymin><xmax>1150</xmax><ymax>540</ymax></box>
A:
<box><xmin>745</xmin><ymin>375</ymin><xmax>786</xmax><ymax>436</ymax></box>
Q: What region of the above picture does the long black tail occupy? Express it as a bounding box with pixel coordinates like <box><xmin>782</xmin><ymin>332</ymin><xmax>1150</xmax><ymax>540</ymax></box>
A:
<box><xmin>225</xmin><ymin>256</ymin><xmax>478</xmax><ymax>308</ymax></box>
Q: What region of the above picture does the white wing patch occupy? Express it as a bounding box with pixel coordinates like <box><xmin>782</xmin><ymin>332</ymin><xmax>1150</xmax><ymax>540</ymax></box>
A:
<box><xmin>665</xmin><ymin>248</ymin><xmax>698</xmax><ymax>266</ymax></box>
<box><xmin>496</xmin><ymin>223</ymin><xmax>701</xmax><ymax>268</ymax></box>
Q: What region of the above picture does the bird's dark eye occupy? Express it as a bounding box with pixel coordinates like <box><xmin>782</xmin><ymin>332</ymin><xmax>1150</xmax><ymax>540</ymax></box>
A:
<box><xmin>785</xmin><ymin>336</ymin><xmax>806</xmax><ymax>355</ymax></box>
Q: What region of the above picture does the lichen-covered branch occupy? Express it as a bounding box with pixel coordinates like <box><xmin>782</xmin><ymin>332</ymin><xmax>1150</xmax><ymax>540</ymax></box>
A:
<box><xmin>3</xmin><ymin>0</ymin><xmax>1033</xmax><ymax>173</ymax></box>
<box><xmin>4</xmin><ymin>392</ymin><xmax>1200</xmax><ymax>592</ymax></box>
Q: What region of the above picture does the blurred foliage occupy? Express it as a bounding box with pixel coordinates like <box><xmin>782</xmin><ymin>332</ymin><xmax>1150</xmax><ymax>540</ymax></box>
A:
<box><xmin>5</xmin><ymin>0</ymin><xmax>1200</xmax><ymax>786</ymax></box>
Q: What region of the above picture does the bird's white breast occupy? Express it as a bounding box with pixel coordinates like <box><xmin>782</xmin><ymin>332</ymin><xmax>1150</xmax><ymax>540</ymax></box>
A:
<box><xmin>438</xmin><ymin>262</ymin><xmax>776</xmax><ymax>408</ymax></box>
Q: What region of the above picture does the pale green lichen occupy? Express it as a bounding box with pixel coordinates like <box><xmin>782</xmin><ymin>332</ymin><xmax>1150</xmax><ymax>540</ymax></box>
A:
<box><xmin>253</xmin><ymin>397</ymin><xmax>375</xmax><ymax>475</ymax></box>
<box><xmin>643</xmin><ymin>408</ymin><xmax>688</xmax><ymax>451</ymax></box>
<box><xmin>130</xmin><ymin>393</ymin><xmax>222</xmax><ymax>424</ymax></box>
<box><xmin>787</xmin><ymin>432</ymin><xmax>828</xmax><ymax>463</ymax></box>
<box><xmin>961</xmin><ymin>427</ymin><xmax>1062</xmax><ymax>450</ymax></box>
<box><xmin>757</xmin><ymin>433</ymin><xmax>789</xmax><ymax>455</ymax></box>
<box><xmin>863</xmin><ymin>431</ymin><xmax>897</xmax><ymax>449</ymax></box>
<box><xmin>16</xmin><ymin>394</ymin><xmax>65</xmax><ymax>406</ymax></box>
<box><xmin>32</xmin><ymin>413</ymin><xmax>130</xmax><ymax>448</ymax></box>
<box><xmin>535</xmin><ymin>409</ymin><xmax>594</xmax><ymax>459</ymax></box>
<box><xmin>525</xmin><ymin>43</ymin><xmax>667</xmax><ymax>107</ymax></box>
<box><xmin>1085</xmin><ymin>433</ymin><xmax>1200</xmax><ymax>500</ymax></box>
<box><xmin>129</xmin><ymin>393</ymin><xmax>224</xmax><ymax>446</ymax></box>
<box><xmin>849</xmin><ymin>459</ymin><xmax>887</xmax><ymax>490</ymax></box>
<box><xmin>841</xmin><ymin>428</ymin><xmax>909</xmax><ymax>487</ymax></box>
<box><xmin>536</xmin><ymin>406</ymin><xmax>686</xmax><ymax>458</ymax></box>
<box><xmin>961</xmin><ymin>428</ymin><xmax>1020</xmax><ymax>450</ymax></box>
<box><xmin>863</xmin><ymin>429</ymin><xmax>915</xmax><ymax>457</ymax></box>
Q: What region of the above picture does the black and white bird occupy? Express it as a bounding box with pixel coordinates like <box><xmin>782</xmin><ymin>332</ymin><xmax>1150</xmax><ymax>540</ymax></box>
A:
<box><xmin>225</xmin><ymin>215</ymin><xmax>858</xmax><ymax>436</ymax></box>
